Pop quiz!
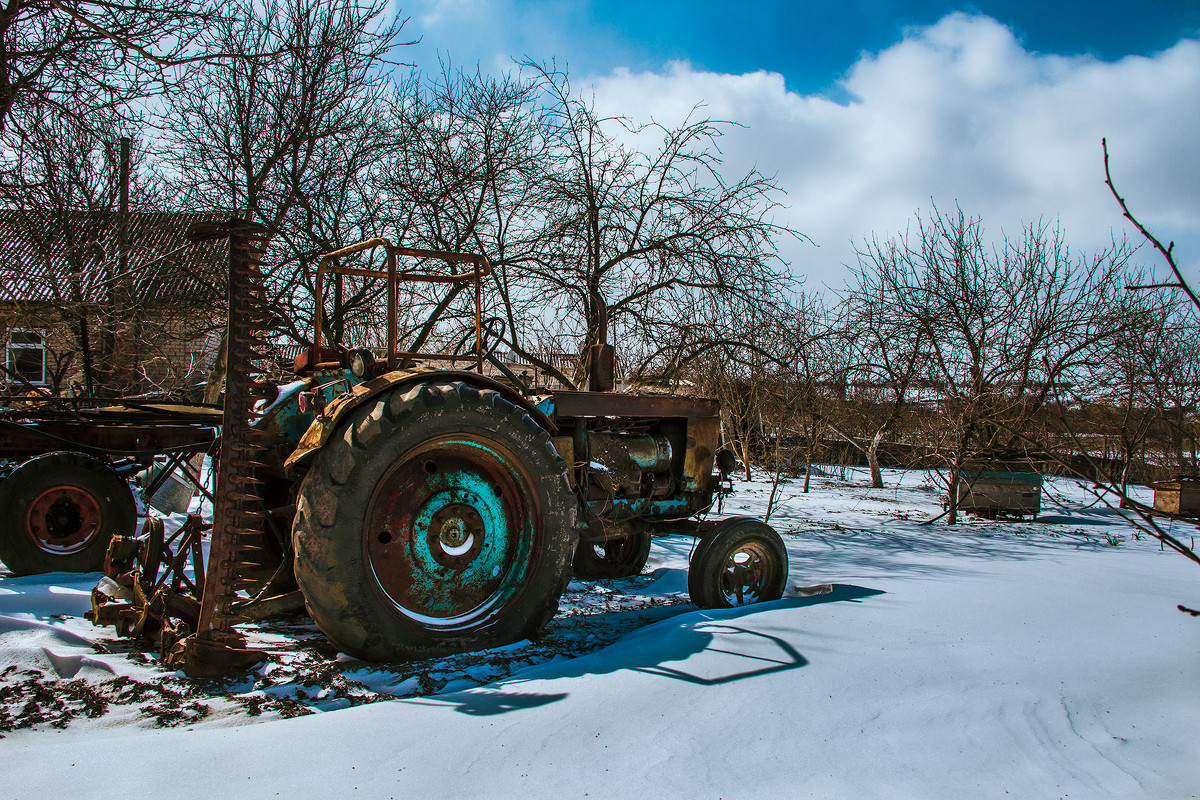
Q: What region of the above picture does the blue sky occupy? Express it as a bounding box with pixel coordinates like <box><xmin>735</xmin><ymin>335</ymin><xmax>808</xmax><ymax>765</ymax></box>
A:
<box><xmin>407</xmin><ymin>1</ymin><xmax>1200</xmax><ymax>91</ymax></box>
<box><xmin>401</xmin><ymin>1</ymin><xmax>1200</xmax><ymax>289</ymax></box>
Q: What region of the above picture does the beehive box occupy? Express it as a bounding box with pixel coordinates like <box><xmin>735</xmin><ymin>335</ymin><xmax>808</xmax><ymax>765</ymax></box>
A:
<box><xmin>957</xmin><ymin>470</ymin><xmax>1043</xmax><ymax>519</ymax></box>
<box><xmin>1152</xmin><ymin>479</ymin><xmax>1200</xmax><ymax>517</ymax></box>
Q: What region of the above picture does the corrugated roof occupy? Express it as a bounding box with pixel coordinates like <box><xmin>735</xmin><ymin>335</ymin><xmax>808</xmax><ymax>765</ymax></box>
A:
<box><xmin>0</xmin><ymin>210</ymin><xmax>229</xmax><ymax>307</ymax></box>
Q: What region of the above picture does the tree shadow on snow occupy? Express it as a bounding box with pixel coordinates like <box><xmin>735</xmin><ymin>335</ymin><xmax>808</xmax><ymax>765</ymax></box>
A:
<box><xmin>787</xmin><ymin>515</ymin><xmax>1137</xmax><ymax>581</ymax></box>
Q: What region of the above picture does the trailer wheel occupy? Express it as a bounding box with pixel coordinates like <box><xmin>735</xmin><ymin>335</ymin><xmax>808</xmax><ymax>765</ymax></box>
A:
<box><xmin>0</xmin><ymin>451</ymin><xmax>136</xmax><ymax>575</ymax></box>
<box><xmin>688</xmin><ymin>517</ymin><xmax>788</xmax><ymax>609</ymax></box>
<box><xmin>572</xmin><ymin>529</ymin><xmax>652</xmax><ymax>579</ymax></box>
<box><xmin>292</xmin><ymin>382</ymin><xmax>576</xmax><ymax>661</ymax></box>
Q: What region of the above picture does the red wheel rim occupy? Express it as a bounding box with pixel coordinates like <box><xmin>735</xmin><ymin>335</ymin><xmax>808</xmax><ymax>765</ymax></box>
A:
<box><xmin>364</xmin><ymin>434</ymin><xmax>543</xmax><ymax>633</ymax></box>
<box><xmin>25</xmin><ymin>485</ymin><xmax>103</xmax><ymax>555</ymax></box>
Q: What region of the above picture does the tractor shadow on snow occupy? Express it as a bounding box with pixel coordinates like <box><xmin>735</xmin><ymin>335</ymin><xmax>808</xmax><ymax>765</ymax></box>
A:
<box><xmin>413</xmin><ymin>584</ymin><xmax>885</xmax><ymax>716</ymax></box>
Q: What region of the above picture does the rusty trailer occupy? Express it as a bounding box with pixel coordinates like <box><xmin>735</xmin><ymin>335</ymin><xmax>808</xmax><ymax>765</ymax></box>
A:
<box><xmin>0</xmin><ymin>399</ymin><xmax>219</xmax><ymax>575</ymax></box>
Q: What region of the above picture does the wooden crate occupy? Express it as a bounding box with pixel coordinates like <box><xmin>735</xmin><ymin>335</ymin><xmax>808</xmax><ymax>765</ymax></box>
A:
<box><xmin>1152</xmin><ymin>479</ymin><xmax>1200</xmax><ymax>517</ymax></box>
<box><xmin>957</xmin><ymin>470</ymin><xmax>1043</xmax><ymax>519</ymax></box>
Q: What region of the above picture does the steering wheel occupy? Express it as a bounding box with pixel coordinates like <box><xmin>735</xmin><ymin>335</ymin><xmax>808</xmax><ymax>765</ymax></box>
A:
<box><xmin>450</xmin><ymin>316</ymin><xmax>527</xmax><ymax>390</ymax></box>
<box><xmin>452</xmin><ymin>316</ymin><xmax>507</xmax><ymax>361</ymax></box>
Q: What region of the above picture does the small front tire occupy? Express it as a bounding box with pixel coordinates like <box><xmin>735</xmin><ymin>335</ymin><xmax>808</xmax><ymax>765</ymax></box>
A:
<box><xmin>688</xmin><ymin>517</ymin><xmax>788</xmax><ymax>609</ymax></box>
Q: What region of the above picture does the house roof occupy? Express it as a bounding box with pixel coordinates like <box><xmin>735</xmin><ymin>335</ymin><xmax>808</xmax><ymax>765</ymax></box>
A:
<box><xmin>0</xmin><ymin>209</ymin><xmax>230</xmax><ymax>307</ymax></box>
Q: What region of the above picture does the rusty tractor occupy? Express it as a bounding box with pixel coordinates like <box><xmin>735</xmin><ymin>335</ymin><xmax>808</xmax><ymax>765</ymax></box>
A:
<box><xmin>73</xmin><ymin>225</ymin><xmax>790</xmax><ymax>675</ymax></box>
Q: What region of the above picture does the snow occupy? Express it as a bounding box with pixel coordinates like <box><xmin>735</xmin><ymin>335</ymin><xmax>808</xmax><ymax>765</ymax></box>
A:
<box><xmin>1</xmin><ymin>467</ymin><xmax>1198</xmax><ymax>799</ymax></box>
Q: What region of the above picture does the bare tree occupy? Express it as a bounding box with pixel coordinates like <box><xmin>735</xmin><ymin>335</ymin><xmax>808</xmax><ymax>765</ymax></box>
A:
<box><xmin>856</xmin><ymin>206</ymin><xmax>1135</xmax><ymax>523</ymax></box>
<box><xmin>164</xmin><ymin>0</ymin><xmax>406</xmax><ymax>352</ymax></box>
<box><xmin>374</xmin><ymin>67</ymin><xmax>565</xmax><ymax>373</ymax></box>
<box><xmin>1041</xmin><ymin>139</ymin><xmax>1200</xmax><ymax>582</ymax></box>
<box><xmin>829</xmin><ymin>264</ymin><xmax>930</xmax><ymax>488</ymax></box>
<box><xmin>0</xmin><ymin>0</ymin><xmax>209</xmax><ymax>135</ymax></box>
<box><xmin>514</xmin><ymin>63</ymin><xmax>802</xmax><ymax>386</ymax></box>
<box><xmin>1081</xmin><ymin>287</ymin><xmax>1197</xmax><ymax>491</ymax></box>
<box><xmin>770</xmin><ymin>295</ymin><xmax>841</xmax><ymax>493</ymax></box>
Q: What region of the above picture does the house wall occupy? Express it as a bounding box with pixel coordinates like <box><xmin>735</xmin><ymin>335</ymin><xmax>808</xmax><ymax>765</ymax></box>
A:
<box><xmin>1</xmin><ymin>307</ymin><xmax>222</xmax><ymax>398</ymax></box>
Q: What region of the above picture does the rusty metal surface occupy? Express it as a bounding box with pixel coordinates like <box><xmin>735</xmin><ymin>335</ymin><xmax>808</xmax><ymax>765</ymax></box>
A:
<box><xmin>587</xmin><ymin>344</ymin><xmax>615</xmax><ymax>392</ymax></box>
<box><xmin>0</xmin><ymin>420</ymin><xmax>217</xmax><ymax>459</ymax></box>
<box><xmin>163</xmin><ymin>220</ymin><xmax>275</xmax><ymax>677</ymax></box>
<box><xmin>682</xmin><ymin>416</ymin><xmax>720</xmax><ymax>493</ymax></box>
<box><xmin>87</xmin><ymin>514</ymin><xmax>207</xmax><ymax>645</ymax></box>
<box><xmin>306</xmin><ymin>239</ymin><xmax>492</xmax><ymax>373</ymax></box>
<box><xmin>587</xmin><ymin>303</ymin><xmax>616</xmax><ymax>392</ymax></box>
<box><xmin>24</xmin><ymin>483</ymin><xmax>101</xmax><ymax>555</ymax></box>
<box><xmin>548</xmin><ymin>391</ymin><xmax>719</xmax><ymax>420</ymax></box>
<box><xmin>364</xmin><ymin>434</ymin><xmax>542</xmax><ymax>628</ymax></box>
<box><xmin>284</xmin><ymin>370</ymin><xmax>555</xmax><ymax>474</ymax></box>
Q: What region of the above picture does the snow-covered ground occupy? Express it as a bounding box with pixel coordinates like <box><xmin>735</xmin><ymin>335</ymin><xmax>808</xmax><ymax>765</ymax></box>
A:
<box><xmin>1</xmin><ymin>467</ymin><xmax>1198</xmax><ymax>799</ymax></box>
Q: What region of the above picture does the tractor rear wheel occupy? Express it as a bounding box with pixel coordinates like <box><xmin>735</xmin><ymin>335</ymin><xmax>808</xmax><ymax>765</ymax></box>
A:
<box><xmin>572</xmin><ymin>528</ymin><xmax>652</xmax><ymax>579</ymax></box>
<box><xmin>292</xmin><ymin>382</ymin><xmax>576</xmax><ymax>661</ymax></box>
<box><xmin>688</xmin><ymin>517</ymin><xmax>788</xmax><ymax>609</ymax></box>
<box><xmin>0</xmin><ymin>451</ymin><xmax>136</xmax><ymax>575</ymax></box>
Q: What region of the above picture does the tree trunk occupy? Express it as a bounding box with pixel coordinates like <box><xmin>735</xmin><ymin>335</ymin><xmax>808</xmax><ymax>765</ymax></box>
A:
<box><xmin>764</xmin><ymin>432</ymin><xmax>784</xmax><ymax>523</ymax></box>
<box><xmin>946</xmin><ymin>468</ymin><xmax>959</xmax><ymax>525</ymax></box>
<box><xmin>203</xmin><ymin>330</ymin><xmax>227</xmax><ymax>406</ymax></box>
<box><xmin>867</xmin><ymin>430</ymin><xmax>885</xmax><ymax>489</ymax></box>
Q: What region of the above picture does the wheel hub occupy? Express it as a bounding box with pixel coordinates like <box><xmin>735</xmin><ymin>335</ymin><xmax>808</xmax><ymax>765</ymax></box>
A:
<box><xmin>720</xmin><ymin>543</ymin><xmax>770</xmax><ymax>605</ymax></box>
<box><xmin>427</xmin><ymin>503</ymin><xmax>486</xmax><ymax>566</ymax></box>
<box><xmin>25</xmin><ymin>485</ymin><xmax>102</xmax><ymax>554</ymax></box>
<box><xmin>48</xmin><ymin>498</ymin><xmax>83</xmax><ymax>536</ymax></box>
<box><xmin>365</xmin><ymin>437</ymin><xmax>539</xmax><ymax>630</ymax></box>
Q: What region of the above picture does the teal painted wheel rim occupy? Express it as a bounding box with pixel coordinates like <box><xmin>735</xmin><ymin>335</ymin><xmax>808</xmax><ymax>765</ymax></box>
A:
<box><xmin>364</xmin><ymin>436</ymin><xmax>540</xmax><ymax>632</ymax></box>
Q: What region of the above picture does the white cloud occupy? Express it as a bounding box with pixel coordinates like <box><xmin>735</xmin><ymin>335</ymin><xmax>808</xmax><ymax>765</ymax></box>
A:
<box><xmin>413</xmin><ymin>0</ymin><xmax>487</xmax><ymax>28</ymax></box>
<box><xmin>585</xmin><ymin>13</ymin><xmax>1200</xmax><ymax>291</ymax></box>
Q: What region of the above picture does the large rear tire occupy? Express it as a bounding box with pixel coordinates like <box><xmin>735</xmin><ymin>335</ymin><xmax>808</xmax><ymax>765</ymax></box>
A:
<box><xmin>0</xmin><ymin>451</ymin><xmax>136</xmax><ymax>575</ymax></box>
<box><xmin>292</xmin><ymin>382</ymin><xmax>577</xmax><ymax>661</ymax></box>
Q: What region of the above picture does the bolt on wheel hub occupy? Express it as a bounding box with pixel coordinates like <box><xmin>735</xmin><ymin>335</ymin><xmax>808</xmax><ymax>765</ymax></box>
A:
<box><xmin>427</xmin><ymin>503</ymin><xmax>486</xmax><ymax>565</ymax></box>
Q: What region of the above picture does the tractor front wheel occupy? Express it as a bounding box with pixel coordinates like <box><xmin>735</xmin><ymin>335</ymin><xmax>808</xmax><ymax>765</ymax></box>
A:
<box><xmin>292</xmin><ymin>382</ymin><xmax>576</xmax><ymax>661</ymax></box>
<box><xmin>688</xmin><ymin>517</ymin><xmax>788</xmax><ymax>609</ymax></box>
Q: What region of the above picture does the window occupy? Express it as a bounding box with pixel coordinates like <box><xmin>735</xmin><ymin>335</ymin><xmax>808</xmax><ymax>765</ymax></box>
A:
<box><xmin>6</xmin><ymin>329</ymin><xmax>45</xmax><ymax>385</ymax></box>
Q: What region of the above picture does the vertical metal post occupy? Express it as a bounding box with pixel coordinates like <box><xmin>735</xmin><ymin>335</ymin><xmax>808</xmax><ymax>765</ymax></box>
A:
<box><xmin>333</xmin><ymin>272</ymin><xmax>343</xmax><ymax>346</ymax></box>
<box><xmin>115</xmin><ymin>137</ymin><xmax>132</xmax><ymax>391</ymax></box>
<box><xmin>387</xmin><ymin>248</ymin><xmax>397</xmax><ymax>369</ymax></box>
<box><xmin>118</xmin><ymin>138</ymin><xmax>129</xmax><ymax>278</ymax></box>
<box><xmin>474</xmin><ymin>263</ymin><xmax>483</xmax><ymax>372</ymax></box>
